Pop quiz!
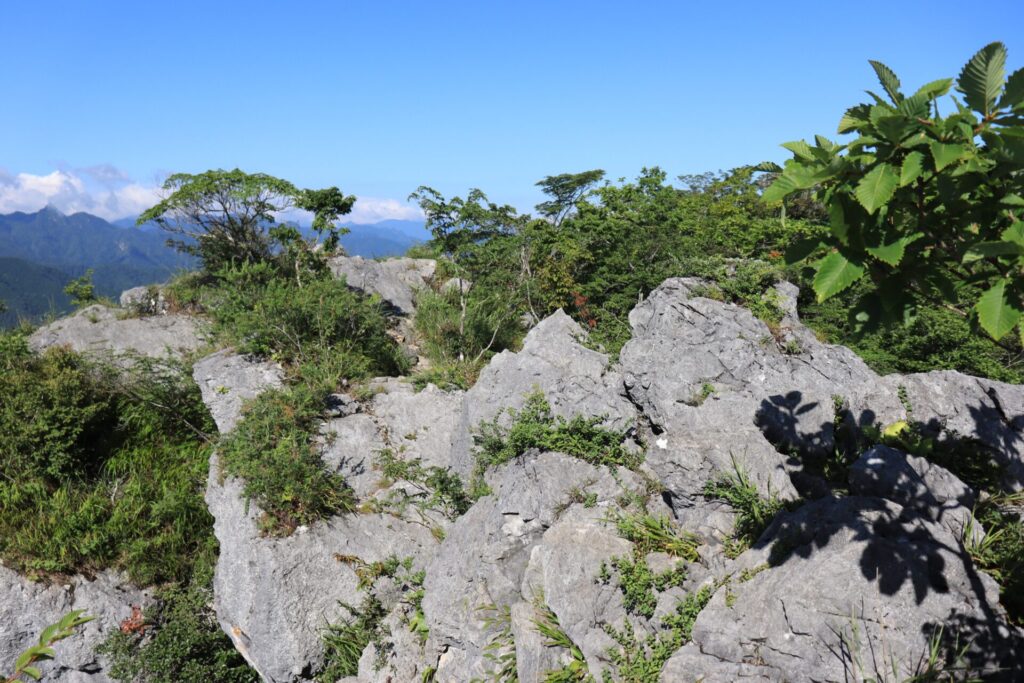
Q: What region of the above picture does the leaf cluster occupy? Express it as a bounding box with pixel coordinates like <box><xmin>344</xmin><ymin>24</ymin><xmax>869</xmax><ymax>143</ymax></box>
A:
<box><xmin>763</xmin><ymin>42</ymin><xmax>1024</xmax><ymax>341</ymax></box>
<box><xmin>4</xmin><ymin>611</ymin><xmax>93</xmax><ymax>682</ymax></box>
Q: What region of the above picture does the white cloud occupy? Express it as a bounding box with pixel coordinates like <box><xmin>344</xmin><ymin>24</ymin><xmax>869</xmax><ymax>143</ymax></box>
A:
<box><xmin>0</xmin><ymin>168</ymin><xmax>161</xmax><ymax>221</ymax></box>
<box><xmin>0</xmin><ymin>167</ymin><xmax>423</xmax><ymax>225</ymax></box>
<box><xmin>346</xmin><ymin>196</ymin><xmax>423</xmax><ymax>224</ymax></box>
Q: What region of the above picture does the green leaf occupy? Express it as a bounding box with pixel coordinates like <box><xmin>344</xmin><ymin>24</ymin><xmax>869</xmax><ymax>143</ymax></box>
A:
<box><xmin>781</xmin><ymin>140</ymin><xmax>815</xmax><ymax>161</ymax></box>
<box><xmin>753</xmin><ymin>161</ymin><xmax>782</xmax><ymax>173</ymax></box>
<box><xmin>912</xmin><ymin>78</ymin><xmax>954</xmax><ymax>101</ymax></box>
<box><xmin>813</xmin><ymin>252</ymin><xmax>865</xmax><ymax>302</ymax></box>
<box><xmin>854</xmin><ymin>163</ymin><xmax>899</xmax><ymax>214</ymax></box>
<box><xmin>963</xmin><ymin>241</ymin><xmax>1024</xmax><ymax>263</ymax></box>
<box><xmin>976</xmin><ymin>278</ymin><xmax>1021</xmax><ymax>340</ymax></box>
<box><xmin>22</xmin><ymin>666</ymin><xmax>42</xmax><ymax>680</ymax></box>
<box><xmin>838</xmin><ymin>104</ymin><xmax>871</xmax><ymax>133</ymax></box>
<box><xmin>869</xmin><ymin>60</ymin><xmax>903</xmax><ymax>104</ymax></box>
<box><xmin>1002</xmin><ymin>221</ymin><xmax>1024</xmax><ymax>246</ymax></box>
<box><xmin>958</xmin><ymin>42</ymin><xmax>1007</xmax><ymax>117</ymax></box>
<box><xmin>1001</xmin><ymin>194</ymin><xmax>1024</xmax><ymax>207</ymax></box>
<box><xmin>900</xmin><ymin>151</ymin><xmax>925</xmax><ymax>187</ymax></box>
<box><xmin>1001</xmin><ymin>67</ymin><xmax>1024</xmax><ymax>108</ymax></box>
<box><xmin>866</xmin><ymin>233</ymin><xmax>923</xmax><ymax>266</ymax></box>
<box><xmin>784</xmin><ymin>237</ymin><xmax>823</xmax><ymax>264</ymax></box>
<box><xmin>929</xmin><ymin>141</ymin><xmax>969</xmax><ymax>171</ymax></box>
<box><xmin>828</xmin><ymin>201</ymin><xmax>848</xmax><ymax>244</ymax></box>
<box><xmin>761</xmin><ymin>174</ymin><xmax>797</xmax><ymax>204</ymax></box>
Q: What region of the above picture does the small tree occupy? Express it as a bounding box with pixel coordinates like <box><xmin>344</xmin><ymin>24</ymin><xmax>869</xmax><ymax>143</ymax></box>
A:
<box><xmin>534</xmin><ymin>169</ymin><xmax>605</xmax><ymax>226</ymax></box>
<box><xmin>138</xmin><ymin>169</ymin><xmax>355</xmax><ymax>273</ymax></box>
<box><xmin>762</xmin><ymin>42</ymin><xmax>1024</xmax><ymax>342</ymax></box>
<box><xmin>408</xmin><ymin>187</ymin><xmax>527</xmax><ymax>360</ymax></box>
<box><xmin>63</xmin><ymin>270</ymin><xmax>97</xmax><ymax>309</ymax></box>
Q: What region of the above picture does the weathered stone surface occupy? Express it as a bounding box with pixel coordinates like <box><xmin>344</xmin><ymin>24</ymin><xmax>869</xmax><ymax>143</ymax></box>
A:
<box><xmin>28</xmin><ymin>304</ymin><xmax>204</xmax><ymax>360</ymax></box>
<box><xmin>0</xmin><ymin>567</ymin><xmax>152</xmax><ymax>682</ymax></box>
<box><xmin>328</xmin><ymin>256</ymin><xmax>435</xmax><ymax>315</ymax></box>
<box><xmin>518</xmin><ymin>506</ymin><xmax>635</xmax><ymax>679</ymax></box>
<box><xmin>118</xmin><ymin>285</ymin><xmax>168</xmax><ymax>315</ymax></box>
<box><xmin>662</xmin><ymin>496</ymin><xmax>1023</xmax><ymax>682</ymax></box>
<box><xmin>192</xmin><ymin>350</ymin><xmax>285</xmax><ymax>433</ymax></box>
<box><xmin>850</xmin><ymin>444</ymin><xmax>981</xmax><ymax>540</ymax></box>
<box><xmin>450</xmin><ymin>310</ymin><xmax>638</xmax><ymax>479</ymax></box>
<box><xmin>619</xmin><ymin>277</ymin><xmax>1024</xmax><ymax>512</ymax></box>
<box><xmin>866</xmin><ymin>372</ymin><xmax>1024</xmax><ymax>491</ymax></box>
<box><xmin>423</xmin><ymin>451</ymin><xmax>644</xmax><ymax>681</ymax></box>
<box><xmin>205</xmin><ymin>458</ymin><xmax>440</xmax><ymax>683</ymax></box>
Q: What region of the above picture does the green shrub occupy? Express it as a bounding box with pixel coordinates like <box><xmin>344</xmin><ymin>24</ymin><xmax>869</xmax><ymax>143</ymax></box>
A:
<box><xmin>703</xmin><ymin>462</ymin><xmax>785</xmax><ymax>558</ymax></box>
<box><xmin>610</xmin><ymin>512</ymin><xmax>701</xmax><ymax>561</ymax></box>
<box><xmin>99</xmin><ymin>549</ymin><xmax>256</xmax><ymax>683</ymax></box>
<box><xmin>317</xmin><ymin>595</ymin><xmax>388</xmax><ymax>680</ymax></box>
<box><xmin>218</xmin><ymin>382</ymin><xmax>356</xmax><ymax>534</ymax></box>
<box><xmin>4</xmin><ymin>611</ymin><xmax>94</xmax><ymax>682</ymax></box>
<box><xmin>0</xmin><ymin>333</ymin><xmax>215</xmax><ymax>584</ymax></box>
<box><xmin>473</xmin><ymin>391</ymin><xmax>641</xmax><ymax>486</ymax></box>
<box><xmin>602</xmin><ymin>585</ymin><xmax>713</xmax><ymax>683</ymax></box>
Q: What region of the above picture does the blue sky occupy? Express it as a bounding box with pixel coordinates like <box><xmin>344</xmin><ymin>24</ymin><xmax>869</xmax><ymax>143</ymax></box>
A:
<box><xmin>2</xmin><ymin>0</ymin><xmax>1022</xmax><ymax>221</ymax></box>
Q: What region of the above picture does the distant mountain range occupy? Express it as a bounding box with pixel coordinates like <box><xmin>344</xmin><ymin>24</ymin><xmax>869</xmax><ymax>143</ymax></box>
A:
<box><xmin>0</xmin><ymin>206</ymin><xmax>428</xmax><ymax>328</ymax></box>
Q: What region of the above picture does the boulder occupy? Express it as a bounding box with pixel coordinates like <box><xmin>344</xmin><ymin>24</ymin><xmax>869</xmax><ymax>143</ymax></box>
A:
<box><xmin>28</xmin><ymin>304</ymin><xmax>204</xmax><ymax>361</ymax></box>
<box><xmin>850</xmin><ymin>444</ymin><xmax>981</xmax><ymax>541</ymax></box>
<box><xmin>192</xmin><ymin>350</ymin><xmax>285</xmax><ymax>434</ymax></box>
<box><xmin>205</xmin><ymin>458</ymin><xmax>440</xmax><ymax>683</ymax></box>
<box><xmin>449</xmin><ymin>310</ymin><xmax>638</xmax><ymax>479</ymax></box>
<box><xmin>118</xmin><ymin>285</ymin><xmax>168</xmax><ymax>316</ymax></box>
<box><xmin>422</xmin><ymin>451</ymin><xmax>644</xmax><ymax>681</ymax></box>
<box><xmin>0</xmin><ymin>567</ymin><xmax>152</xmax><ymax>682</ymax></box>
<box><xmin>662</xmin><ymin>496</ymin><xmax>1023</xmax><ymax>682</ymax></box>
<box><xmin>328</xmin><ymin>256</ymin><xmax>435</xmax><ymax>315</ymax></box>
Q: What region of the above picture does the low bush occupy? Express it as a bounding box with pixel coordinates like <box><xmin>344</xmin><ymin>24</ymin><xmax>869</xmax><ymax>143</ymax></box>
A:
<box><xmin>98</xmin><ymin>548</ymin><xmax>256</xmax><ymax>683</ymax></box>
<box><xmin>0</xmin><ymin>333</ymin><xmax>215</xmax><ymax>585</ymax></box>
<box><xmin>473</xmin><ymin>391</ymin><xmax>641</xmax><ymax>485</ymax></box>
<box><xmin>703</xmin><ymin>461</ymin><xmax>785</xmax><ymax>558</ymax></box>
<box><xmin>218</xmin><ymin>381</ymin><xmax>356</xmax><ymax>534</ymax></box>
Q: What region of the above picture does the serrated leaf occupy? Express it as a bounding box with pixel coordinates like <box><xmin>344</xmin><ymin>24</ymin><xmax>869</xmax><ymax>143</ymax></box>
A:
<box><xmin>870</xmin><ymin>60</ymin><xmax>903</xmax><ymax>104</ymax></box>
<box><xmin>900</xmin><ymin>151</ymin><xmax>925</xmax><ymax>186</ymax></box>
<box><xmin>753</xmin><ymin>161</ymin><xmax>782</xmax><ymax>173</ymax></box>
<box><xmin>963</xmin><ymin>241</ymin><xmax>1024</xmax><ymax>263</ymax></box>
<box><xmin>814</xmin><ymin>134</ymin><xmax>837</xmax><ymax>151</ymax></box>
<box><xmin>781</xmin><ymin>140</ymin><xmax>815</xmax><ymax>161</ymax></box>
<box><xmin>828</xmin><ymin>201</ymin><xmax>848</xmax><ymax>244</ymax></box>
<box><xmin>1001</xmin><ymin>67</ymin><xmax>1024</xmax><ymax>108</ymax></box>
<box><xmin>1003</xmin><ymin>221</ymin><xmax>1024</xmax><ymax>246</ymax></box>
<box><xmin>838</xmin><ymin>104</ymin><xmax>871</xmax><ymax>133</ymax></box>
<box><xmin>761</xmin><ymin>174</ymin><xmax>797</xmax><ymax>204</ymax></box>
<box><xmin>866</xmin><ymin>233</ymin><xmax>923</xmax><ymax>266</ymax></box>
<box><xmin>958</xmin><ymin>42</ymin><xmax>1007</xmax><ymax>117</ymax></box>
<box><xmin>976</xmin><ymin>278</ymin><xmax>1020</xmax><ymax>340</ymax></box>
<box><xmin>854</xmin><ymin>163</ymin><xmax>899</xmax><ymax>214</ymax></box>
<box><xmin>784</xmin><ymin>237</ymin><xmax>823</xmax><ymax>264</ymax></box>
<box><xmin>814</xmin><ymin>252</ymin><xmax>865</xmax><ymax>302</ymax></box>
<box><xmin>912</xmin><ymin>78</ymin><xmax>954</xmax><ymax>100</ymax></box>
<box><xmin>897</xmin><ymin>92</ymin><xmax>931</xmax><ymax>118</ymax></box>
<box><xmin>929</xmin><ymin>141</ymin><xmax>969</xmax><ymax>171</ymax></box>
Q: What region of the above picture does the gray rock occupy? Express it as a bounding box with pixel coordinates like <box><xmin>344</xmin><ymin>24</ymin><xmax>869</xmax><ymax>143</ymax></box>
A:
<box><xmin>850</xmin><ymin>444</ymin><xmax>981</xmax><ymax>540</ymax></box>
<box><xmin>440</xmin><ymin>277</ymin><xmax>472</xmax><ymax>295</ymax></box>
<box><xmin>662</xmin><ymin>495</ymin><xmax>1023</xmax><ymax>682</ymax></box>
<box><xmin>319</xmin><ymin>413</ymin><xmax>388</xmax><ymax>499</ymax></box>
<box><xmin>192</xmin><ymin>350</ymin><xmax>285</xmax><ymax>434</ymax></box>
<box><xmin>866</xmin><ymin>372</ymin><xmax>1024</xmax><ymax>491</ymax></box>
<box><xmin>328</xmin><ymin>256</ymin><xmax>436</xmax><ymax>315</ymax></box>
<box><xmin>0</xmin><ymin>566</ymin><xmax>152</xmax><ymax>682</ymax></box>
<box><xmin>205</xmin><ymin>456</ymin><xmax>440</xmax><ymax>683</ymax></box>
<box><xmin>118</xmin><ymin>285</ymin><xmax>168</xmax><ymax>315</ymax></box>
<box><xmin>450</xmin><ymin>310</ymin><xmax>638</xmax><ymax>479</ymax></box>
<box><xmin>28</xmin><ymin>304</ymin><xmax>204</xmax><ymax>361</ymax></box>
<box><xmin>518</xmin><ymin>506</ymin><xmax>635</xmax><ymax>679</ymax></box>
<box><xmin>423</xmin><ymin>451</ymin><xmax>643</xmax><ymax>681</ymax></box>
